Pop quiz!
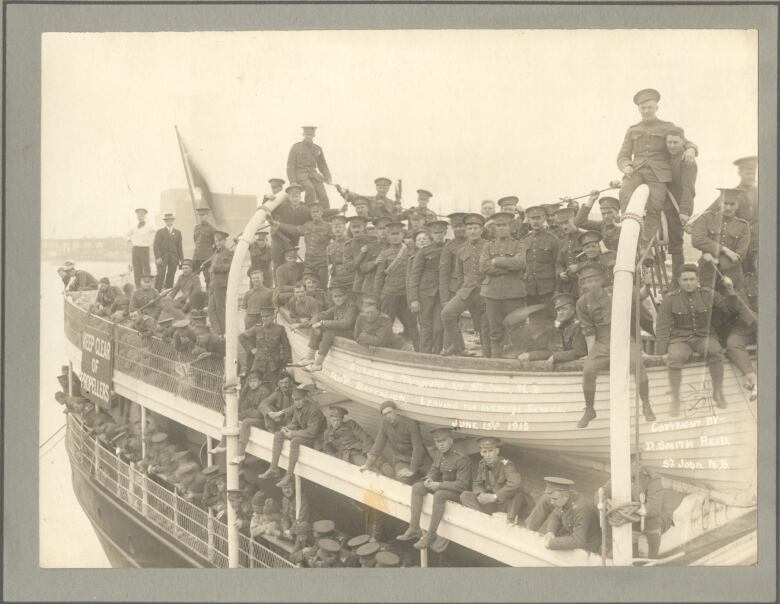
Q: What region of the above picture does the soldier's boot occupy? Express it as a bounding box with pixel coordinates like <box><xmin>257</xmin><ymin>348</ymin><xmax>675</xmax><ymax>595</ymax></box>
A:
<box><xmin>397</xmin><ymin>491</ymin><xmax>424</xmax><ymax>541</ymax></box>
<box><xmin>577</xmin><ymin>390</ymin><xmax>597</xmax><ymax>428</ymax></box>
<box><xmin>276</xmin><ymin>473</ymin><xmax>294</xmax><ymax>488</ymax></box>
<box><xmin>439</xmin><ymin>344</ymin><xmax>461</xmax><ymax>357</ymax></box>
<box><xmin>258</xmin><ymin>466</ymin><xmax>282</xmax><ymax>480</ymax></box>
<box><xmin>671</xmin><ymin>252</ymin><xmax>684</xmax><ymax>284</ymax></box>
<box><xmin>668</xmin><ymin>369</ymin><xmax>682</xmax><ymax>417</ymax></box>
<box><xmin>646</xmin><ymin>531</ymin><xmax>662</xmax><ymax>559</ymax></box>
<box><xmin>397</xmin><ymin>527</ymin><xmax>423</xmax><ymax>542</ymax></box>
<box><xmin>301</xmin><ymin>348</ymin><xmax>316</xmax><ymax>366</ymax></box>
<box><xmin>639</xmin><ymin>381</ymin><xmax>656</xmax><ymax>422</ymax></box>
<box><xmin>709</xmin><ymin>363</ymin><xmax>727</xmax><ymax>409</ymax></box>
<box><xmin>412</xmin><ymin>532</ymin><xmax>432</xmax><ymax>550</ymax></box>
<box><xmin>308</xmin><ymin>353</ymin><xmax>326</xmax><ymax>372</ymax></box>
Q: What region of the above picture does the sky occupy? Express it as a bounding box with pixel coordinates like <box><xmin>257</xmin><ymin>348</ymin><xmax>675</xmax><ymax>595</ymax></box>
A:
<box><xmin>42</xmin><ymin>29</ymin><xmax>757</xmax><ymax>238</ymax></box>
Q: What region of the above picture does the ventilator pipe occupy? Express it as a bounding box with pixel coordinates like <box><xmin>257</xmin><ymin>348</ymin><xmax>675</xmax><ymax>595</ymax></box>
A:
<box><xmin>608</xmin><ymin>183</ymin><xmax>650</xmax><ymax>566</ymax></box>
<box><xmin>224</xmin><ymin>190</ymin><xmax>286</xmax><ymax>568</ymax></box>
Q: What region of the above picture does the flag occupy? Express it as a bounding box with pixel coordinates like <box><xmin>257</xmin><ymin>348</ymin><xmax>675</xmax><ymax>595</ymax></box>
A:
<box><xmin>174</xmin><ymin>127</ymin><xmax>220</xmax><ymax>224</ymax></box>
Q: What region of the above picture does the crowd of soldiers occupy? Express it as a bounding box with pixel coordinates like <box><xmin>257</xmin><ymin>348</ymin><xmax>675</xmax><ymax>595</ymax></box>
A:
<box><xmin>57</xmin><ymin>87</ymin><xmax>758</xmax><ymax>564</ymax></box>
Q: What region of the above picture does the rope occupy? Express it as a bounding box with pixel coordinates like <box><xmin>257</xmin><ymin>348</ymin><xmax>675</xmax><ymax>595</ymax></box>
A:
<box><xmin>605</xmin><ymin>499</ymin><xmax>643</xmax><ymax>526</ymax></box>
<box><xmin>39</xmin><ymin>423</ymin><xmax>66</xmax><ymax>449</ymax></box>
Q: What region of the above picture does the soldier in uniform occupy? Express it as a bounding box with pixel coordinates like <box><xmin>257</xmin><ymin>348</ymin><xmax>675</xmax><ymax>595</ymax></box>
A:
<box><xmin>353</xmin><ymin>296</ymin><xmax>394</xmax><ymax>348</ymax></box>
<box><xmin>528</xmin><ymin>292</ymin><xmax>588</xmax><ymax>370</ymax></box>
<box><xmin>576</xmin><ymin>264</ymin><xmax>655</xmax><ymax>428</ymax></box>
<box><xmin>497</xmin><ymin>196</ymin><xmax>529</xmax><ymax>239</ymax></box>
<box><xmin>272</xmin><ymin>201</ymin><xmax>333</xmax><ymax>289</ymax></box>
<box><xmin>270</xmin><ymin>183</ymin><xmax>310</xmax><ymax>268</ymax></box>
<box><xmin>303</xmin><ymin>286</ymin><xmax>358</xmax><ymax>371</ymax></box>
<box><xmin>280</xmin><ymin>481</ymin><xmax>311</xmax><ymax>540</ymax></box>
<box><xmin>274</xmin><ymin>246</ymin><xmax>305</xmax><ymax>306</ymax></box>
<box><xmin>167</xmin><ymin>259</ymin><xmax>202</xmax><ymax>313</ymax></box>
<box><xmin>63</xmin><ymin>260</ymin><xmax>99</xmax><ymax>292</ymax></box>
<box><xmin>90</xmin><ymin>277</ymin><xmax>120</xmax><ymax>317</ymax></box>
<box><xmin>362</xmin><ymin>400</ymin><xmax>432</xmax><ymax>483</ymax></box>
<box><xmin>207</xmin><ymin>230</ymin><xmax>233</xmax><ymax>335</ymax></box>
<box><xmin>353</xmin><ymin>216</ymin><xmax>387</xmax><ymax>300</ymax></box>
<box><xmin>373</xmin><ymin>221</ymin><xmax>420</xmax><ymax>351</ymax></box>
<box><xmin>664</xmin><ymin>127</ymin><xmax>697</xmax><ymax>282</ymax></box>
<box><xmin>438</xmin><ymin>212</ymin><xmax>468</xmax><ymax>353</ymax></box>
<box><xmin>691</xmin><ymin>188</ymin><xmax>750</xmax><ymax>292</ymax></box>
<box><xmin>256</xmin><ymin>373</ymin><xmax>295</xmax><ymax>435</ymax></box>
<box><xmin>542</xmin><ymin>204</ymin><xmax>564</xmax><ymax>239</ymax></box>
<box><xmin>577</xmin><ymin>230</ymin><xmax>616</xmax><ymax>287</ymax></box>
<box><xmin>598</xmin><ymin>453</ymin><xmax>674</xmax><ymax>559</ymax></box>
<box><xmin>554</xmin><ymin>206</ymin><xmax>583</xmax><ymax>295</ymax></box>
<box><xmin>344</xmin><ymin>215</ymin><xmax>371</xmax><ymax>300</ymax></box>
<box><xmin>522</xmin><ymin>205</ymin><xmax>559</xmax><ymax>311</ymax></box>
<box><xmin>733</xmin><ymin>156</ymin><xmax>758</xmax><ymax>275</ymax></box>
<box><xmin>248</xmin><ymin>230</ymin><xmax>274</xmax><ymax>287</ymax></box>
<box><xmin>322</xmin><ymin>406</ymin><xmax>373</xmax><ymax>466</ymax></box>
<box><xmin>460</xmin><ymin>437</ymin><xmax>530</xmax><ymax>522</ymax></box>
<box><xmin>655</xmin><ymin>264</ymin><xmax>747</xmax><ymax>414</ymax></box>
<box><xmin>573</xmin><ymin>193</ymin><xmax>622</xmax><ymax>252</ymax></box>
<box><xmin>526</xmin><ymin>477</ymin><xmax>601</xmax><ymax>553</ymax></box>
<box><xmin>129</xmin><ymin>274</ymin><xmax>161</xmax><ymax>319</ymax></box>
<box><xmin>241</xmin><ymin>268</ymin><xmax>275</xmax><ymax>329</ymax></box>
<box><xmin>286</xmin><ymin>126</ymin><xmax>332</xmax><ymax>208</ymax></box>
<box><xmin>397</xmin><ymin>427</ymin><xmax>471</xmax><ymax>552</ymax></box>
<box><xmin>192</xmin><ymin>207</ymin><xmax>216</xmax><ymax>287</ymax></box>
<box><xmin>367</xmin><ymin>177</ymin><xmax>398</xmax><ymax>220</ymax></box>
<box><xmin>409</xmin><ymin>220</ymin><xmax>448</xmax><ymax>353</ymax></box>
<box><xmin>725</xmin><ymin>271</ymin><xmax>758</xmax><ymax>394</ymax></box>
<box><xmin>258</xmin><ymin>385</ymin><xmax>326</xmax><ymax>488</ymax></box>
<box><xmin>402</xmin><ymin>188</ymin><xmax>437</xmax><ymax>223</ymax></box>
<box><xmin>343</xmin><ymin>534</ymin><xmax>370</xmax><ymax>567</ymax></box>
<box><xmin>238</xmin><ymin>306</ymin><xmax>292</xmax><ymax>383</ymax></box>
<box><xmin>617</xmin><ymin>88</ymin><xmax>698</xmax><ymax>252</ymax></box>
<box><xmin>309</xmin><ymin>538</ymin><xmax>343</xmax><ymax>568</ymax></box>
<box><xmin>441</xmin><ymin>213</ymin><xmax>489</xmax><ymax>357</ymax></box>
<box><xmin>356</xmin><ymin>541</ymin><xmax>381</xmax><ymax>567</ymax></box>
<box><xmin>479</xmin><ymin>212</ymin><xmax>527</xmax><ymax>358</ymax></box>
<box><xmin>374</xmin><ymin>551</ymin><xmax>402</xmax><ymax>568</ymax></box>
<box><xmin>326</xmin><ymin>214</ymin><xmax>354</xmax><ymax>291</ymax></box>
<box><xmin>286</xmin><ymin>282</ymin><xmax>321</xmax><ymax>329</ymax></box>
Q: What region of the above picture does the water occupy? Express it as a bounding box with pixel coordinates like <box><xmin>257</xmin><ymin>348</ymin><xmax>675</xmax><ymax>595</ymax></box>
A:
<box><xmin>38</xmin><ymin>260</ymin><xmax>129</xmax><ymax>568</ymax></box>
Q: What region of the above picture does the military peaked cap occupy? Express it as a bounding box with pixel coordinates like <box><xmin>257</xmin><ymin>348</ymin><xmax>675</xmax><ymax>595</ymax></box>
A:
<box><xmin>633</xmin><ymin>88</ymin><xmax>660</xmax><ymax>105</ymax></box>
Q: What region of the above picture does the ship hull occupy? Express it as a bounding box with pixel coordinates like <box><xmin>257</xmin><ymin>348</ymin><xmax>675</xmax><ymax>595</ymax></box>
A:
<box><xmin>281</xmin><ymin>313</ymin><xmax>757</xmax><ymax>501</ymax></box>
<box><xmin>68</xmin><ymin>449</ymin><xmax>209</xmax><ymax>568</ymax></box>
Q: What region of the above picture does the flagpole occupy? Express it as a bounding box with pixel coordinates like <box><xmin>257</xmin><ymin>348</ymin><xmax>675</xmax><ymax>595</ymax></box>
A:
<box><xmin>174</xmin><ymin>126</ymin><xmax>199</xmax><ymax>212</ymax></box>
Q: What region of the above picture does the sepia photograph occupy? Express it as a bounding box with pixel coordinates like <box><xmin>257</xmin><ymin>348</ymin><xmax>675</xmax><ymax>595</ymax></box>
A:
<box><xmin>39</xmin><ymin>26</ymin><xmax>762</xmax><ymax>575</ymax></box>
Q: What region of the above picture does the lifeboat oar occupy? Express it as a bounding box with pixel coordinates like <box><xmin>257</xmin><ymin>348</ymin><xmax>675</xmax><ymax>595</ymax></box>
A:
<box><xmin>502</xmin><ymin>303</ymin><xmax>548</xmax><ymax>328</ymax></box>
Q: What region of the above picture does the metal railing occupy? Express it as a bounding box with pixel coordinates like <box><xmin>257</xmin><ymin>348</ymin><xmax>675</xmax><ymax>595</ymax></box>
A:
<box><xmin>65</xmin><ymin>414</ymin><xmax>293</xmax><ymax>569</ymax></box>
<box><xmin>65</xmin><ymin>298</ymin><xmax>225</xmax><ymax>413</ymax></box>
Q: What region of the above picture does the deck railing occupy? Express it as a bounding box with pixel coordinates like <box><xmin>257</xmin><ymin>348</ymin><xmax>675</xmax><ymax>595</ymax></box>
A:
<box><xmin>65</xmin><ymin>413</ymin><xmax>293</xmax><ymax>569</ymax></box>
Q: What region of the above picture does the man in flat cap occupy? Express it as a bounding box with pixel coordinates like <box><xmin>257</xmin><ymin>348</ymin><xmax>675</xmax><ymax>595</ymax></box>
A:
<box><xmin>655</xmin><ymin>263</ymin><xmax>748</xmax><ymax>414</ymax></box>
<box><xmin>554</xmin><ymin>206</ymin><xmax>583</xmax><ymax>295</ymax></box>
<box><xmin>522</xmin><ymin>206</ymin><xmax>560</xmax><ymax>313</ymax></box>
<box><xmin>575</xmin><ymin>263</ymin><xmax>655</xmax><ymax>428</ymax></box>
<box><xmin>62</xmin><ymin>260</ymin><xmax>99</xmax><ymax>293</ymax></box>
<box><xmin>479</xmin><ymin>212</ymin><xmax>527</xmax><ymax>357</ymax></box>
<box><xmin>167</xmin><ymin>259</ymin><xmax>202</xmax><ymax>313</ymax></box>
<box><xmin>373</xmin><ymin>221</ymin><xmax>420</xmax><ymax>351</ymax></box>
<box><xmin>361</xmin><ymin>400</ymin><xmax>432</xmax><ymax>483</ymax></box>
<box><xmin>192</xmin><ymin>207</ymin><xmax>216</xmax><ymax>287</ymax></box>
<box><xmin>303</xmin><ymin>286</ymin><xmax>358</xmax><ymax>371</ymax></box>
<box><xmin>664</xmin><ymin>127</ymin><xmax>698</xmax><ymax>282</ymax></box>
<box><xmin>617</xmin><ymin>88</ymin><xmax>698</xmax><ymax>254</ymax></box>
<box><xmin>239</xmin><ymin>306</ymin><xmax>291</xmax><ymax>383</ymax></box>
<box><xmin>397</xmin><ymin>427</ymin><xmax>471</xmax><ymax>552</ymax></box>
<box><xmin>526</xmin><ymin>477</ymin><xmax>601</xmax><ymax>553</ymax></box>
<box><xmin>258</xmin><ymin>384</ymin><xmax>326</xmax><ymax>487</ymax></box>
<box><xmin>691</xmin><ymin>188</ymin><xmax>750</xmax><ymax>293</ymax></box>
<box><xmin>287</xmin><ymin>126</ymin><xmax>332</xmax><ymax>208</ymax></box>
<box><xmin>353</xmin><ymin>295</ymin><xmax>394</xmax><ymax>349</ymax></box>
<box><xmin>153</xmin><ymin>212</ymin><xmax>184</xmax><ymax>290</ymax></box>
<box><xmin>573</xmin><ymin>191</ymin><xmax>622</xmax><ymax>252</ymax></box>
<box><xmin>127</xmin><ymin>207</ymin><xmax>155</xmax><ymax>286</ymax></box>
<box><xmin>409</xmin><ymin>220</ymin><xmax>448</xmax><ymax>353</ymax></box>
<box><xmin>207</xmin><ymin>230</ymin><xmax>233</xmax><ymax>335</ymax></box>
<box><xmin>460</xmin><ymin>437</ymin><xmax>531</xmax><ymax>522</ymax></box>
<box><xmin>441</xmin><ymin>213</ymin><xmax>490</xmax><ymax>356</ymax></box>
<box><xmin>322</xmin><ymin>406</ymin><xmax>373</xmax><ymax>466</ymax></box>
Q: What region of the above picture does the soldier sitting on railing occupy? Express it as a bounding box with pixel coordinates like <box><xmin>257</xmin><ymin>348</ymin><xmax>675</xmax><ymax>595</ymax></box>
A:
<box><xmin>303</xmin><ymin>286</ymin><xmax>359</xmax><ymax>372</ymax></box>
<box><xmin>321</xmin><ymin>406</ymin><xmax>373</xmax><ymax>466</ymax></box>
<box><xmin>285</xmin><ymin>282</ymin><xmax>321</xmax><ymax>329</ymax></box>
<box><xmin>89</xmin><ymin>277</ymin><xmax>121</xmax><ymax>317</ymax></box>
<box><xmin>129</xmin><ymin>274</ymin><xmax>161</xmax><ymax>320</ymax></box>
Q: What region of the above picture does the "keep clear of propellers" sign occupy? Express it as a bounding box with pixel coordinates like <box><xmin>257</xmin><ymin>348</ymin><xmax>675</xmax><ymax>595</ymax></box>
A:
<box><xmin>81</xmin><ymin>324</ymin><xmax>114</xmax><ymax>407</ymax></box>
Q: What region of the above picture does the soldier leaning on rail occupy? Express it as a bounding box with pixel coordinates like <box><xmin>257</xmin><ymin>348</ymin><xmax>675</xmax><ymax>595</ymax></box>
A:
<box><xmin>89</xmin><ymin>277</ymin><xmax>120</xmax><ymax>317</ymax></box>
<box><xmin>526</xmin><ymin>476</ymin><xmax>602</xmax><ymax>553</ymax></box>
<box><xmin>129</xmin><ymin>274</ymin><xmax>161</xmax><ymax>320</ymax></box>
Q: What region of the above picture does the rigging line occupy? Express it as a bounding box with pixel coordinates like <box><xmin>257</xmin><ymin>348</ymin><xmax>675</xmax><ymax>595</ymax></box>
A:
<box><xmin>39</xmin><ymin>432</ymin><xmax>67</xmax><ymax>459</ymax></box>
<box><xmin>39</xmin><ymin>423</ymin><xmax>66</xmax><ymax>449</ymax></box>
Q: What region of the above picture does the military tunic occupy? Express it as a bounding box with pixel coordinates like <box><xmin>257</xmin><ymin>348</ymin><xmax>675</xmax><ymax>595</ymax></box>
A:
<box><xmin>274</xmin><ymin>260</ymin><xmax>305</xmax><ymax>307</ymax></box>
<box><xmin>239</xmin><ymin>324</ymin><xmax>292</xmax><ymax>382</ymax></box>
<box><xmin>129</xmin><ymin>287</ymin><xmax>161</xmax><ymax>319</ymax></box>
<box><xmin>208</xmin><ymin>247</ymin><xmax>234</xmax><ymax>335</ymax></box>
<box><xmin>192</xmin><ymin>221</ymin><xmax>216</xmax><ymax>283</ymax></box>
<box><xmin>691</xmin><ymin>211</ymin><xmax>750</xmax><ymax>291</ymax></box>
<box><xmin>367</xmin><ymin>415</ymin><xmax>431</xmax><ymax>475</ymax></box>
<box><xmin>574</xmin><ymin>205</ymin><xmax>622</xmax><ymax>252</ymax></box>
<box><xmin>355</xmin><ymin>237</ymin><xmax>384</xmax><ymax>296</ymax></box>
<box><xmin>725</xmin><ymin>272</ymin><xmax>757</xmax><ymax>378</ymax></box>
<box><xmin>279</xmin><ymin>399</ymin><xmax>326</xmax><ymax>441</ymax></box>
<box><xmin>241</xmin><ymin>285</ymin><xmax>275</xmax><ymax>328</ymax></box>
<box><xmin>322</xmin><ymin>419</ymin><xmax>373</xmax><ymax>464</ymax></box>
<box><xmin>544</xmin><ymin>493</ymin><xmax>601</xmax><ymax>553</ymax></box>
<box><xmin>441</xmin><ymin>239</ymin><xmax>489</xmax><ymax>355</ymax></box>
<box><xmin>169</xmin><ymin>273</ymin><xmax>202</xmax><ymax>312</ymax></box>
<box><xmin>286</xmin><ymin>295</ymin><xmax>321</xmax><ymax>325</ymax></box>
<box><xmin>309</xmin><ymin>301</ymin><xmax>359</xmax><ymax>357</ymax></box>
<box><xmin>555</xmin><ymin>229</ymin><xmax>584</xmax><ymax>295</ymax></box>
<box><xmin>460</xmin><ymin>456</ymin><xmax>528</xmax><ymax>521</ymax></box>
<box><xmin>438</xmin><ymin>236</ymin><xmax>467</xmax><ymax>305</ymax></box>
<box><xmin>327</xmin><ymin>235</ymin><xmax>355</xmax><ymax>290</ymax></box>
<box><xmin>346</xmin><ymin>234</ymin><xmax>375</xmax><ymax>295</ymax></box>
<box><xmin>522</xmin><ymin>229</ymin><xmax>559</xmax><ymax>301</ymax></box>
<box><xmin>277</xmin><ymin>220</ymin><xmax>333</xmax><ymax>288</ymax></box>
<box><xmin>259</xmin><ymin>386</ymin><xmax>295</xmax><ymax>432</ymax></box>
<box><xmin>353</xmin><ymin>312</ymin><xmax>393</xmax><ymax>348</ymax></box>
<box><xmin>373</xmin><ymin>243</ymin><xmax>419</xmax><ymax>349</ymax></box>
<box><xmin>248</xmin><ymin>241</ymin><xmax>274</xmax><ymax>287</ymax></box>
<box><xmin>286</xmin><ymin>140</ymin><xmax>332</xmax><ymax>207</ymax></box>
<box><xmin>408</xmin><ymin>242</ymin><xmax>445</xmax><ymax>354</ymax></box>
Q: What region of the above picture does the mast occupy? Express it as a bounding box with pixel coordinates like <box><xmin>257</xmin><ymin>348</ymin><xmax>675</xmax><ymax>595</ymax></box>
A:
<box><xmin>223</xmin><ymin>192</ymin><xmax>285</xmax><ymax>567</ymax></box>
<box><xmin>608</xmin><ymin>183</ymin><xmax>650</xmax><ymax>566</ymax></box>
